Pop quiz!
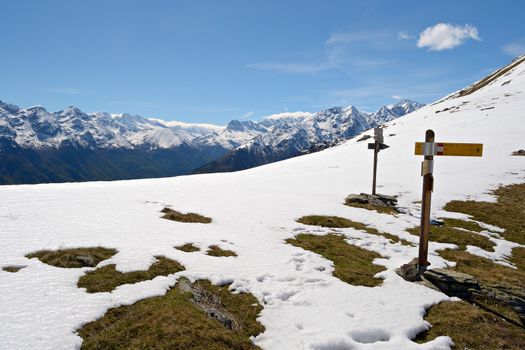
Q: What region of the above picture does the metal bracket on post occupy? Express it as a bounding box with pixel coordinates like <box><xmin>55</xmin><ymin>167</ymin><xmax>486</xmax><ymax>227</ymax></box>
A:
<box><xmin>421</xmin><ymin>159</ymin><xmax>434</xmax><ymax>177</ymax></box>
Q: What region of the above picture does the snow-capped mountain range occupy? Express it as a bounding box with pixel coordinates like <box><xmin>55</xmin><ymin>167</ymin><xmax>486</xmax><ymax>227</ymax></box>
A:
<box><xmin>0</xmin><ymin>102</ymin><xmax>222</xmax><ymax>150</ymax></box>
<box><xmin>0</xmin><ymin>99</ymin><xmax>422</xmax><ymax>184</ymax></box>
<box><xmin>194</xmin><ymin>100</ymin><xmax>423</xmax><ymax>173</ymax></box>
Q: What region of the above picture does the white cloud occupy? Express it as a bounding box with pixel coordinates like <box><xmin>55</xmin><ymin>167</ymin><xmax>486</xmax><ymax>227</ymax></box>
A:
<box><xmin>392</xmin><ymin>95</ymin><xmax>401</xmax><ymax>100</ymax></box>
<box><xmin>247</xmin><ymin>62</ymin><xmax>333</xmax><ymax>74</ymax></box>
<box><xmin>325</xmin><ymin>31</ymin><xmax>389</xmax><ymax>45</ymax></box>
<box><xmin>503</xmin><ymin>38</ymin><xmax>525</xmax><ymax>56</ymax></box>
<box><xmin>45</xmin><ymin>87</ymin><xmax>81</xmax><ymax>95</ymax></box>
<box><xmin>417</xmin><ymin>23</ymin><xmax>480</xmax><ymax>51</ymax></box>
<box><xmin>239</xmin><ymin>111</ymin><xmax>254</xmax><ymax>120</ymax></box>
<box><xmin>263</xmin><ymin>111</ymin><xmax>312</xmax><ymax>120</ymax></box>
<box><xmin>397</xmin><ymin>32</ymin><xmax>413</xmax><ymax>40</ymax></box>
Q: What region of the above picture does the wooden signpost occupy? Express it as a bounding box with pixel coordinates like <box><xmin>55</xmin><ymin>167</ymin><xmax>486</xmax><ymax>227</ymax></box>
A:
<box><xmin>368</xmin><ymin>127</ymin><xmax>389</xmax><ymax>195</ymax></box>
<box><xmin>415</xmin><ymin>130</ymin><xmax>483</xmax><ymax>273</ymax></box>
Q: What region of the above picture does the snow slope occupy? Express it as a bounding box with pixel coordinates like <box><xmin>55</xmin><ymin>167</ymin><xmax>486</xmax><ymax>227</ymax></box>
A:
<box><xmin>0</xmin><ymin>57</ymin><xmax>524</xmax><ymax>349</ymax></box>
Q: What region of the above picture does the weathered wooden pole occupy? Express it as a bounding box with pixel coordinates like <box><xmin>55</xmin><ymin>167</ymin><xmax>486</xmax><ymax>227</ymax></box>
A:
<box><xmin>371</xmin><ymin>127</ymin><xmax>384</xmax><ymax>195</ymax></box>
<box><xmin>418</xmin><ymin>129</ymin><xmax>434</xmax><ymax>273</ymax></box>
<box><xmin>372</xmin><ymin>141</ymin><xmax>379</xmax><ymax>195</ymax></box>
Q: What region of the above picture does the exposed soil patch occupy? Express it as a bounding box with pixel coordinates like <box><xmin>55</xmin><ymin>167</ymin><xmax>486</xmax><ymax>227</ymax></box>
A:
<box><xmin>207</xmin><ymin>245</ymin><xmax>237</xmax><ymax>257</ymax></box>
<box><xmin>415</xmin><ymin>301</ymin><xmax>525</xmax><ymax>349</ymax></box>
<box><xmin>2</xmin><ymin>265</ymin><xmax>26</xmax><ymax>273</ymax></box>
<box><xmin>78</xmin><ymin>278</ymin><xmax>264</xmax><ymax>350</ymax></box>
<box><xmin>175</xmin><ymin>243</ymin><xmax>200</xmax><ymax>252</ymax></box>
<box><xmin>161</xmin><ymin>207</ymin><xmax>212</xmax><ymax>224</ymax></box>
<box><xmin>78</xmin><ymin>256</ymin><xmax>185</xmax><ymax>293</ymax></box>
<box><xmin>286</xmin><ymin>233</ymin><xmax>385</xmax><ymax>287</ymax></box>
<box><xmin>26</xmin><ymin>247</ymin><xmax>117</xmax><ymax>268</ymax></box>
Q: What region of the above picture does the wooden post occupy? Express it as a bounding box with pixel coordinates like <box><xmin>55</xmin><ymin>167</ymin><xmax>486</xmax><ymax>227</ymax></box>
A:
<box><xmin>418</xmin><ymin>129</ymin><xmax>434</xmax><ymax>273</ymax></box>
<box><xmin>372</xmin><ymin>141</ymin><xmax>379</xmax><ymax>195</ymax></box>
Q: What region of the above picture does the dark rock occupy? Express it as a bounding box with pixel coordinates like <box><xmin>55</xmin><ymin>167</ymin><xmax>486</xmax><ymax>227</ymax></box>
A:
<box><xmin>478</xmin><ymin>285</ymin><xmax>525</xmax><ymax>325</ymax></box>
<box><xmin>423</xmin><ymin>268</ymin><xmax>481</xmax><ymax>298</ymax></box>
<box><xmin>177</xmin><ymin>279</ymin><xmax>240</xmax><ymax>331</ymax></box>
<box><xmin>405</xmin><ymin>265</ymin><xmax>525</xmax><ymax>326</ymax></box>
<box><xmin>76</xmin><ymin>255</ymin><xmax>95</xmax><ymax>267</ymax></box>
<box><xmin>396</xmin><ymin>258</ymin><xmax>422</xmax><ymax>282</ymax></box>
<box><xmin>430</xmin><ymin>219</ymin><xmax>444</xmax><ymax>226</ymax></box>
<box><xmin>356</xmin><ymin>135</ymin><xmax>372</xmax><ymax>142</ymax></box>
<box><xmin>346</xmin><ymin>193</ymin><xmax>398</xmax><ymax>209</ymax></box>
<box><xmin>512</xmin><ymin>149</ymin><xmax>525</xmax><ymax>156</ymax></box>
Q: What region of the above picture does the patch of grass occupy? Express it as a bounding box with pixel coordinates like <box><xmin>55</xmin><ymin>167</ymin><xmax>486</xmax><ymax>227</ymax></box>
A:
<box><xmin>297</xmin><ymin>215</ymin><xmax>361</xmax><ymax>229</ymax></box>
<box><xmin>344</xmin><ymin>200</ymin><xmax>398</xmax><ymax>215</ymax></box>
<box><xmin>439</xmin><ymin>249</ymin><xmax>524</xmax><ymax>292</ymax></box>
<box><xmin>26</xmin><ymin>247</ymin><xmax>117</xmax><ymax>268</ymax></box>
<box><xmin>415</xmin><ymin>301</ymin><xmax>525</xmax><ymax>349</ymax></box>
<box><xmin>442</xmin><ymin>218</ymin><xmax>485</xmax><ymax>233</ymax></box>
<box><xmin>161</xmin><ymin>207</ymin><xmax>212</xmax><ymax>224</ymax></box>
<box><xmin>78</xmin><ymin>256</ymin><xmax>185</xmax><ymax>293</ymax></box>
<box><xmin>444</xmin><ymin>183</ymin><xmax>525</xmax><ymax>245</ymax></box>
<box><xmin>2</xmin><ymin>265</ymin><xmax>25</xmax><ymax>273</ymax></box>
<box><xmin>175</xmin><ymin>243</ymin><xmax>200</xmax><ymax>252</ymax></box>
<box><xmin>297</xmin><ymin>215</ymin><xmax>412</xmax><ymax>245</ymax></box>
<box><xmin>510</xmin><ymin>247</ymin><xmax>525</xmax><ymax>270</ymax></box>
<box><xmin>407</xmin><ymin>220</ymin><xmax>495</xmax><ymax>252</ymax></box>
<box><xmin>78</xmin><ymin>278</ymin><xmax>264</xmax><ymax>350</ymax></box>
<box><xmin>207</xmin><ymin>245</ymin><xmax>237</xmax><ymax>257</ymax></box>
<box><xmin>286</xmin><ymin>233</ymin><xmax>385</xmax><ymax>287</ymax></box>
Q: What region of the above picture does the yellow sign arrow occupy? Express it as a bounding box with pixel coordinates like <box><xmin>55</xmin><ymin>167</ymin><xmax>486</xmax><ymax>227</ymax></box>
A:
<box><xmin>415</xmin><ymin>142</ymin><xmax>483</xmax><ymax>157</ymax></box>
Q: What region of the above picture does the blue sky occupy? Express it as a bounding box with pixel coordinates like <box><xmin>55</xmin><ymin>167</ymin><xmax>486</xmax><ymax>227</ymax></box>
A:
<box><xmin>1</xmin><ymin>0</ymin><xmax>524</xmax><ymax>124</ymax></box>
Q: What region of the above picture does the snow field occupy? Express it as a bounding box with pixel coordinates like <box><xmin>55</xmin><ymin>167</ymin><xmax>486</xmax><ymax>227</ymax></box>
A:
<box><xmin>1</xmin><ymin>60</ymin><xmax>524</xmax><ymax>349</ymax></box>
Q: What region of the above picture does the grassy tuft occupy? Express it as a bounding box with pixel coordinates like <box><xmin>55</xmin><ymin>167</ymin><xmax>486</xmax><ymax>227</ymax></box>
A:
<box><xmin>2</xmin><ymin>265</ymin><xmax>25</xmax><ymax>273</ymax></box>
<box><xmin>408</xmin><ymin>219</ymin><xmax>495</xmax><ymax>252</ymax></box>
<box><xmin>78</xmin><ymin>256</ymin><xmax>185</xmax><ymax>293</ymax></box>
<box><xmin>26</xmin><ymin>247</ymin><xmax>117</xmax><ymax>268</ymax></box>
<box><xmin>207</xmin><ymin>245</ymin><xmax>237</xmax><ymax>257</ymax></box>
<box><xmin>175</xmin><ymin>243</ymin><xmax>200</xmax><ymax>252</ymax></box>
<box><xmin>286</xmin><ymin>233</ymin><xmax>385</xmax><ymax>287</ymax></box>
<box><xmin>297</xmin><ymin>215</ymin><xmax>412</xmax><ymax>245</ymax></box>
<box><xmin>444</xmin><ymin>183</ymin><xmax>525</xmax><ymax>245</ymax></box>
<box><xmin>415</xmin><ymin>301</ymin><xmax>525</xmax><ymax>349</ymax></box>
<box><xmin>161</xmin><ymin>207</ymin><xmax>212</xmax><ymax>224</ymax></box>
<box><xmin>78</xmin><ymin>278</ymin><xmax>264</xmax><ymax>350</ymax></box>
<box><xmin>510</xmin><ymin>247</ymin><xmax>525</xmax><ymax>271</ymax></box>
<box><xmin>297</xmin><ymin>215</ymin><xmax>366</xmax><ymax>229</ymax></box>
